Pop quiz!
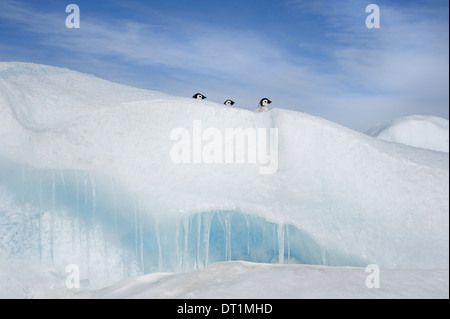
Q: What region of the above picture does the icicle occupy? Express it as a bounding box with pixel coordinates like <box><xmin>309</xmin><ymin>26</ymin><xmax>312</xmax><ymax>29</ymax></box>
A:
<box><xmin>321</xmin><ymin>246</ymin><xmax>328</xmax><ymax>265</ymax></box>
<box><xmin>175</xmin><ymin>218</ymin><xmax>182</xmax><ymax>272</ymax></box>
<box><xmin>86</xmin><ymin>223</ymin><xmax>91</xmax><ymax>277</ymax></box>
<box><xmin>224</xmin><ymin>212</ymin><xmax>232</xmax><ymax>261</ymax></box>
<box><xmin>133</xmin><ymin>196</ymin><xmax>138</xmax><ymax>259</ymax></box>
<box><xmin>21</xmin><ymin>165</ymin><xmax>25</xmax><ymax>203</ymax></box>
<box><xmin>38</xmin><ymin>170</ymin><xmax>43</xmax><ymax>262</ymax></box>
<box><xmin>277</xmin><ymin>223</ymin><xmax>285</xmax><ymax>264</ymax></box>
<box><xmin>182</xmin><ymin>216</ymin><xmax>189</xmax><ymax>271</ymax></box>
<box><xmin>75</xmin><ymin>171</ymin><xmax>79</xmax><ymax>216</ymax></box>
<box><xmin>50</xmin><ymin>171</ymin><xmax>55</xmax><ymax>265</ymax></box>
<box><xmin>71</xmin><ymin>197</ymin><xmax>75</xmax><ymax>255</ymax></box>
<box><xmin>154</xmin><ymin>215</ymin><xmax>163</xmax><ymax>273</ymax></box>
<box><xmin>196</xmin><ymin>214</ymin><xmax>201</xmax><ymax>269</ymax></box>
<box><xmin>21</xmin><ymin>165</ymin><xmax>26</xmax><ymax>246</ymax></box>
<box><xmin>75</xmin><ymin>171</ymin><xmax>82</xmax><ymax>250</ymax></box>
<box><xmin>202</xmin><ymin>213</ymin><xmax>213</xmax><ymax>267</ymax></box>
<box><xmin>110</xmin><ymin>177</ymin><xmax>118</xmax><ymax>242</ymax></box>
<box><xmin>216</xmin><ymin>211</ymin><xmax>231</xmax><ymax>261</ymax></box>
<box><xmin>101</xmin><ymin>194</ymin><xmax>110</xmax><ymax>281</ymax></box>
<box><xmin>286</xmin><ymin>224</ymin><xmax>291</xmax><ymax>262</ymax></box>
<box><xmin>139</xmin><ymin>200</ymin><xmax>145</xmax><ymax>273</ymax></box>
<box><xmin>244</xmin><ymin>214</ymin><xmax>250</xmax><ymax>256</ymax></box>
<box><xmin>83</xmin><ymin>173</ymin><xmax>90</xmax><ymax>276</ymax></box>
<box><xmin>89</xmin><ymin>171</ymin><xmax>97</xmax><ymax>246</ymax></box>
<box><xmin>83</xmin><ymin>174</ymin><xmax>88</xmax><ymax>208</ymax></box>
<box><xmin>262</xmin><ymin>220</ymin><xmax>266</xmax><ymax>248</ymax></box>
<box><xmin>68</xmin><ymin>170</ymin><xmax>75</xmax><ymax>256</ymax></box>
<box><xmin>59</xmin><ymin>166</ymin><xmax>66</xmax><ymax>193</ymax></box>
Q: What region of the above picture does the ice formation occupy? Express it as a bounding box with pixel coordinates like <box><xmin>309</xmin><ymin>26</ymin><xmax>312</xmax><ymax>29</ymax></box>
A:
<box><xmin>0</xmin><ymin>63</ymin><xmax>448</xmax><ymax>288</ymax></box>
<box><xmin>366</xmin><ymin>115</ymin><xmax>449</xmax><ymax>152</ymax></box>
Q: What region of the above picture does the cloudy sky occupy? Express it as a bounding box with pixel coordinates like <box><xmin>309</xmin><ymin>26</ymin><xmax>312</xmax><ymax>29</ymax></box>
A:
<box><xmin>0</xmin><ymin>0</ymin><xmax>448</xmax><ymax>131</ymax></box>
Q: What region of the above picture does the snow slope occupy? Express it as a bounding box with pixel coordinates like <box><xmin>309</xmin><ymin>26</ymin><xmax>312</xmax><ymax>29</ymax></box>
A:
<box><xmin>0</xmin><ymin>62</ymin><xmax>448</xmax><ymax>295</ymax></box>
<box><xmin>366</xmin><ymin>115</ymin><xmax>449</xmax><ymax>152</ymax></box>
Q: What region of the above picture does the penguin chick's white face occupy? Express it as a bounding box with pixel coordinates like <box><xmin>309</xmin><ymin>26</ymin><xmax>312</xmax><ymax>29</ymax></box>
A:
<box><xmin>193</xmin><ymin>93</ymin><xmax>206</xmax><ymax>100</ymax></box>
<box><xmin>260</xmin><ymin>98</ymin><xmax>272</xmax><ymax>107</ymax></box>
<box><xmin>224</xmin><ymin>100</ymin><xmax>235</xmax><ymax>106</ymax></box>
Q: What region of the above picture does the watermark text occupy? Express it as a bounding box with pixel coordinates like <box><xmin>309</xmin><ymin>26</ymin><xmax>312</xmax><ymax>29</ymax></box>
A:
<box><xmin>65</xmin><ymin>264</ymin><xmax>80</xmax><ymax>288</ymax></box>
<box><xmin>65</xmin><ymin>4</ymin><xmax>80</xmax><ymax>29</ymax></box>
<box><xmin>170</xmin><ymin>120</ymin><xmax>278</xmax><ymax>174</ymax></box>
<box><xmin>366</xmin><ymin>4</ymin><xmax>380</xmax><ymax>29</ymax></box>
<box><xmin>365</xmin><ymin>264</ymin><xmax>380</xmax><ymax>288</ymax></box>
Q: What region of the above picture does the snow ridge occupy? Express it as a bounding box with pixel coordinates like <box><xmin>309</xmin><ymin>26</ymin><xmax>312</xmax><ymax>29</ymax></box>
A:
<box><xmin>366</xmin><ymin>115</ymin><xmax>449</xmax><ymax>152</ymax></box>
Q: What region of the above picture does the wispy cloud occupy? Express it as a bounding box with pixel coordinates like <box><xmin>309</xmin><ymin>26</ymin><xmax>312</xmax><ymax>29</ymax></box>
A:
<box><xmin>0</xmin><ymin>0</ymin><xmax>448</xmax><ymax>131</ymax></box>
<box><xmin>285</xmin><ymin>0</ymin><xmax>449</xmax><ymax>117</ymax></box>
<box><xmin>0</xmin><ymin>1</ymin><xmax>326</xmax><ymax>97</ymax></box>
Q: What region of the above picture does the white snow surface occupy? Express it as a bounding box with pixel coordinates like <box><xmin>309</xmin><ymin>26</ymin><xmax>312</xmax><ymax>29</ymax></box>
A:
<box><xmin>0</xmin><ymin>62</ymin><xmax>449</xmax><ymax>298</ymax></box>
<box><xmin>366</xmin><ymin>115</ymin><xmax>449</xmax><ymax>152</ymax></box>
<box><xmin>95</xmin><ymin>261</ymin><xmax>449</xmax><ymax>299</ymax></box>
<box><xmin>1</xmin><ymin>257</ymin><xmax>447</xmax><ymax>299</ymax></box>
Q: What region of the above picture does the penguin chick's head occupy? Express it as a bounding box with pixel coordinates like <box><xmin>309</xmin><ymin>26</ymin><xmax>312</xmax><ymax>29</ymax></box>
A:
<box><xmin>193</xmin><ymin>93</ymin><xmax>206</xmax><ymax>100</ymax></box>
<box><xmin>224</xmin><ymin>99</ymin><xmax>235</xmax><ymax>106</ymax></box>
<box><xmin>259</xmin><ymin>98</ymin><xmax>272</xmax><ymax>107</ymax></box>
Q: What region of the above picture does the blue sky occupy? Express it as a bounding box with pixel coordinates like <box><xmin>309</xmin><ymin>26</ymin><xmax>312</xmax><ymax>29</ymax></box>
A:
<box><xmin>0</xmin><ymin>0</ymin><xmax>448</xmax><ymax>131</ymax></box>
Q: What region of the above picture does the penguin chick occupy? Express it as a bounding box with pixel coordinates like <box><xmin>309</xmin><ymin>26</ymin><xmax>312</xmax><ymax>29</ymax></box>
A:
<box><xmin>192</xmin><ymin>93</ymin><xmax>206</xmax><ymax>100</ymax></box>
<box><xmin>255</xmin><ymin>98</ymin><xmax>272</xmax><ymax>112</ymax></box>
<box><xmin>224</xmin><ymin>99</ymin><xmax>235</xmax><ymax>106</ymax></box>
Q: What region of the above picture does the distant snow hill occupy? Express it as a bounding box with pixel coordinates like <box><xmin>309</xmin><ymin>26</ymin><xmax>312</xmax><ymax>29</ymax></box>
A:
<box><xmin>0</xmin><ymin>62</ymin><xmax>448</xmax><ymax>298</ymax></box>
<box><xmin>366</xmin><ymin>115</ymin><xmax>449</xmax><ymax>153</ymax></box>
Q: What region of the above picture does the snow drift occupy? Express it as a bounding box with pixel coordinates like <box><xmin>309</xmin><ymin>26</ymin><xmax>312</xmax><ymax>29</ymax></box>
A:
<box><xmin>96</xmin><ymin>261</ymin><xmax>449</xmax><ymax>299</ymax></box>
<box><xmin>0</xmin><ymin>63</ymin><xmax>448</xmax><ymax>290</ymax></box>
<box><xmin>366</xmin><ymin>115</ymin><xmax>449</xmax><ymax>152</ymax></box>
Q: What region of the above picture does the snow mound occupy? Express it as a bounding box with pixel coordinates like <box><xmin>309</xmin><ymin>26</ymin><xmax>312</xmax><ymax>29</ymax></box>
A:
<box><xmin>0</xmin><ymin>63</ymin><xmax>448</xmax><ymax>292</ymax></box>
<box><xmin>96</xmin><ymin>261</ymin><xmax>449</xmax><ymax>299</ymax></box>
<box><xmin>366</xmin><ymin>115</ymin><xmax>449</xmax><ymax>152</ymax></box>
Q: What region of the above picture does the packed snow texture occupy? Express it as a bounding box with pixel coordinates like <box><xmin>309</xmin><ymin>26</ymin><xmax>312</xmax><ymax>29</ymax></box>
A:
<box><xmin>0</xmin><ymin>63</ymin><xmax>448</xmax><ymax>293</ymax></box>
<box><xmin>2</xmin><ymin>259</ymin><xmax>447</xmax><ymax>299</ymax></box>
<box><xmin>366</xmin><ymin>115</ymin><xmax>449</xmax><ymax>153</ymax></box>
<box><xmin>96</xmin><ymin>261</ymin><xmax>449</xmax><ymax>299</ymax></box>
